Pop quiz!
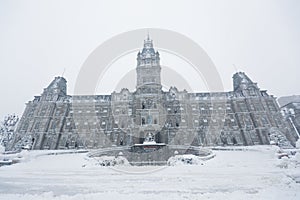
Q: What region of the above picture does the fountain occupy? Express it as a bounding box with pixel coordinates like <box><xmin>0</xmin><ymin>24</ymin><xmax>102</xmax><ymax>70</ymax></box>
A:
<box><xmin>131</xmin><ymin>132</ymin><xmax>166</xmax><ymax>153</ymax></box>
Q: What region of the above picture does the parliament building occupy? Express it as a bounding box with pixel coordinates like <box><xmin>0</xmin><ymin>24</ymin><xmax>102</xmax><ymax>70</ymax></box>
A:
<box><xmin>10</xmin><ymin>37</ymin><xmax>298</xmax><ymax>150</ymax></box>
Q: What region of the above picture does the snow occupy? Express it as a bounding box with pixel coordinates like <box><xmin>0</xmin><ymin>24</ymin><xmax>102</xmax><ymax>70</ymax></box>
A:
<box><xmin>0</xmin><ymin>144</ymin><xmax>4</xmax><ymax>154</ymax></box>
<box><xmin>168</xmin><ymin>154</ymin><xmax>203</xmax><ymax>166</ymax></box>
<box><xmin>296</xmin><ymin>139</ymin><xmax>300</xmax><ymax>149</ymax></box>
<box><xmin>142</xmin><ymin>141</ymin><xmax>157</xmax><ymax>145</ymax></box>
<box><xmin>86</xmin><ymin>155</ymin><xmax>130</xmax><ymax>167</ymax></box>
<box><xmin>167</xmin><ymin>153</ymin><xmax>216</xmax><ymax>166</ymax></box>
<box><xmin>0</xmin><ymin>146</ymin><xmax>299</xmax><ymax>200</ymax></box>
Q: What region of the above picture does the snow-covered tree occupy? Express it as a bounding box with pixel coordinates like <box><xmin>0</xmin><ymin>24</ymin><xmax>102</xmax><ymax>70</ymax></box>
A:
<box><xmin>0</xmin><ymin>144</ymin><xmax>4</xmax><ymax>154</ymax></box>
<box><xmin>0</xmin><ymin>114</ymin><xmax>19</xmax><ymax>151</ymax></box>
<box><xmin>268</xmin><ymin>127</ymin><xmax>293</xmax><ymax>148</ymax></box>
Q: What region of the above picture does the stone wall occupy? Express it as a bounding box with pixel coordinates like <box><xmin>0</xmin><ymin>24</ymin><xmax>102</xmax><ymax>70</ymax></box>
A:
<box><xmin>10</xmin><ymin>73</ymin><xmax>298</xmax><ymax>150</ymax></box>
<box><xmin>9</xmin><ymin>39</ymin><xmax>298</xmax><ymax>150</ymax></box>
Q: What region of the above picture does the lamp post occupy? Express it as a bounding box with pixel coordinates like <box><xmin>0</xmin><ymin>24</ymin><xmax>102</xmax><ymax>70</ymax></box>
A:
<box><xmin>288</xmin><ymin>114</ymin><xmax>300</xmax><ymax>138</ymax></box>
<box><xmin>284</xmin><ymin>108</ymin><xmax>300</xmax><ymax>138</ymax></box>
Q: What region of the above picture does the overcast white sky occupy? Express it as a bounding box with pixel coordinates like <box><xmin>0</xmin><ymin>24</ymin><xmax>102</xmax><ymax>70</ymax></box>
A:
<box><xmin>0</xmin><ymin>0</ymin><xmax>300</xmax><ymax>120</ymax></box>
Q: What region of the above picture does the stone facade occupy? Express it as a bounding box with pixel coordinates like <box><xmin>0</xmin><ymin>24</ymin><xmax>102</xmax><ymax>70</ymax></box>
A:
<box><xmin>10</xmin><ymin>37</ymin><xmax>298</xmax><ymax>150</ymax></box>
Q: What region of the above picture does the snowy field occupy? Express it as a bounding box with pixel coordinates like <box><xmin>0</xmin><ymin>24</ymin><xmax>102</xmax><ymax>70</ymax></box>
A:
<box><xmin>0</xmin><ymin>146</ymin><xmax>300</xmax><ymax>200</ymax></box>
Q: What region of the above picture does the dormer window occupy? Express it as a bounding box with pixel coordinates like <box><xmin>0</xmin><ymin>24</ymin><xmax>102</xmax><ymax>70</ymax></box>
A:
<box><xmin>249</xmin><ymin>88</ymin><xmax>256</xmax><ymax>96</ymax></box>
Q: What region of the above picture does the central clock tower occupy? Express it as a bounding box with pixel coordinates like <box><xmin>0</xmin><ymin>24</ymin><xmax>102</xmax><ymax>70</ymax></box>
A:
<box><xmin>136</xmin><ymin>34</ymin><xmax>162</xmax><ymax>92</ymax></box>
<box><xmin>133</xmin><ymin>35</ymin><xmax>167</xmax><ymax>144</ymax></box>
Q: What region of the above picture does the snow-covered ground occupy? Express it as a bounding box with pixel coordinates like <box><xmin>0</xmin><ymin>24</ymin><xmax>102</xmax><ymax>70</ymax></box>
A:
<box><xmin>0</xmin><ymin>146</ymin><xmax>300</xmax><ymax>200</ymax></box>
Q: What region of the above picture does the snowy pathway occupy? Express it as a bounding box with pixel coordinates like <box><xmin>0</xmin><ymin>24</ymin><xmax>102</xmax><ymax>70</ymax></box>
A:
<box><xmin>0</xmin><ymin>146</ymin><xmax>299</xmax><ymax>200</ymax></box>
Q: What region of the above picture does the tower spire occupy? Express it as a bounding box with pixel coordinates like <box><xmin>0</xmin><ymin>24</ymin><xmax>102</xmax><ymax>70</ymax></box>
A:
<box><xmin>147</xmin><ymin>29</ymin><xmax>150</xmax><ymax>41</ymax></box>
<box><xmin>144</xmin><ymin>30</ymin><xmax>153</xmax><ymax>49</ymax></box>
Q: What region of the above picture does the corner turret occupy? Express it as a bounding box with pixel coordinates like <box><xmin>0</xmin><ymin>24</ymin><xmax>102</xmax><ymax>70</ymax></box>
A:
<box><xmin>41</xmin><ymin>76</ymin><xmax>67</xmax><ymax>101</ymax></box>
<box><xmin>233</xmin><ymin>72</ymin><xmax>260</xmax><ymax>97</ymax></box>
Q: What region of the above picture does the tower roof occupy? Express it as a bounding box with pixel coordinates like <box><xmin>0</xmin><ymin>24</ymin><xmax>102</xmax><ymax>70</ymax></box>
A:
<box><xmin>233</xmin><ymin>72</ymin><xmax>259</xmax><ymax>92</ymax></box>
<box><xmin>141</xmin><ymin>34</ymin><xmax>156</xmax><ymax>56</ymax></box>
<box><xmin>43</xmin><ymin>76</ymin><xmax>67</xmax><ymax>96</ymax></box>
